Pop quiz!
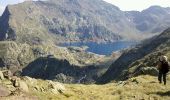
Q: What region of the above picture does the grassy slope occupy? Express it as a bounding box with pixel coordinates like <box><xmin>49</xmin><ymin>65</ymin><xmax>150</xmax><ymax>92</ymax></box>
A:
<box><xmin>1</xmin><ymin>74</ymin><xmax>170</xmax><ymax>100</ymax></box>
<box><xmin>30</xmin><ymin>75</ymin><xmax>170</xmax><ymax>100</ymax></box>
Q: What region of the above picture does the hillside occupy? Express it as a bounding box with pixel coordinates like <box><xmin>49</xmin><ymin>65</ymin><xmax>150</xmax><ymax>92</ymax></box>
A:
<box><xmin>1</xmin><ymin>1</ymin><xmax>170</xmax><ymax>99</ymax></box>
<box><xmin>98</xmin><ymin>28</ymin><xmax>170</xmax><ymax>83</ymax></box>
<box><xmin>1</xmin><ymin>75</ymin><xmax>170</xmax><ymax>100</ymax></box>
<box><xmin>126</xmin><ymin>6</ymin><xmax>170</xmax><ymax>34</ymax></box>
<box><xmin>0</xmin><ymin>0</ymin><xmax>127</xmax><ymax>44</ymax></box>
<box><xmin>0</xmin><ymin>41</ymin><xmax>116</xmax><ymax>83</ymax></box>
<box><xmin>1</xmin><ymin>0</ymin><xmax>170</xmax><ymax>45</ymax></box>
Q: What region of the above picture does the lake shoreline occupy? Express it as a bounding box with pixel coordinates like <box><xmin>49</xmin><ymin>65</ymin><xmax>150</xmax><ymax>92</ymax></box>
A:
<box><xmin>58</xmin><ymin>41</ymin><xmax>138</xmax><ymax>55</ymax></box>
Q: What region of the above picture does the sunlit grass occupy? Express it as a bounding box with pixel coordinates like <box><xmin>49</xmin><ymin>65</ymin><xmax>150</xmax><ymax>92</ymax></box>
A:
<box><xmin>29</xmin><ymin>75</ymin><xmax>170</xmax><ymax>100</ymax></box>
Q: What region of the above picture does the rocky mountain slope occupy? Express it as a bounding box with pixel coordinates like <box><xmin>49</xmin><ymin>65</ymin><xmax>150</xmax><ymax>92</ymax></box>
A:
<box><xmin>1</xmin><ymin>0</ymin><xmax>170</xmax><ymax>45</ymax></box>
<box><xmin>98</xmin><ymin>28</ymin><xmax>170</xmax><ymax>83</ymax></box>
<box><xmin>126</xmin><ymin>6</ymin><xmax>170</xmax><ymax>34</ymax></box>
<box><xmin>0</xmin><ymin>41</ymin><xmax>116</xmax><ymax>83</ymax></box>
<box><xmin>0</xmin><ymin>0</ymin><xmax>126</xmax><ymax>44</ymax></box>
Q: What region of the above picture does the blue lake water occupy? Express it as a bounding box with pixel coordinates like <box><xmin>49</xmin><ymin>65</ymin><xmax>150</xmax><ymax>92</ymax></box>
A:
<box><xmin>59</xmin><ymin>41</ymin><xmax>137</xmax><ymax>55</ymax></box>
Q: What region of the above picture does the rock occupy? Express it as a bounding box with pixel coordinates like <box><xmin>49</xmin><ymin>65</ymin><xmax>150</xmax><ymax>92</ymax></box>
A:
<box><xmin>0</xmin><ymin>84</ymin><xmax>11</xmax><ymax>97</ymax></box>
<box><xmin>139</xmin><ymin>67</ymin><xmax>158</xmax><ymax>76</ymax></box>
<box><xmin>131</xmin><ymin>78</ymin><xmax>139</xmax><ymax>84</ymax></box>
<box><xmin>13</xmin><ymin>70</ymin><xmax>22</xmax><ymax>77</ymax></box>
<box><xmin>19</xmin><ymin>81</ymin><xmax>29</xmax><ymax>92</ymax></box>
<box><xmin>53</xmin><ymin>73</ymin><xmax>67</xmax><ymax>83</ymax></box>
<box><xmin>11</xmin><ymin>76</ymin><xmax>20</xmax><ymax>87</ymax></box>
<box><xmin>117</xmin><ymin>81</ymin><xmax>127</xmax><ymax>86</ymax></box>
<box><xmin>0</xmin><ymin>71</ymin><xmax>4</xmax><ymax>80</ymax></box>
<box><xmin>23</xmin><ymin>76</ymin><xmax>37</xmax><ymax>85</ymax></box>
<box><xmin>48</xmin><ymin>80</ymin><xmax>66</xmax><ymax>94</ymax></box>
<box><xmin>3</xmin><ymin>70</ymin><xmax>12</xmax><ymax>79</ymax></box>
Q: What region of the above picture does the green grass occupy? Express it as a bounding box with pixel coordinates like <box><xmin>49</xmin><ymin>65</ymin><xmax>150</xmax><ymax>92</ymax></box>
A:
<box><xmin>2</xmin><ymin>75</ymin><xmax>170</xmax><ymax>100</ymax></box>
<box><xmin>27</xmin><ymin>75</ymin><xmax>170</xmax><ymax>100</ymax></box>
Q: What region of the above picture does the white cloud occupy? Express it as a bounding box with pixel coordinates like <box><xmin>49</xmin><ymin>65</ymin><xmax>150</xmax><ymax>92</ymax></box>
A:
<box><xmin>104</xmin><ymin>0</ymin><xmax>170</xmax><ymax>11</ymax></box>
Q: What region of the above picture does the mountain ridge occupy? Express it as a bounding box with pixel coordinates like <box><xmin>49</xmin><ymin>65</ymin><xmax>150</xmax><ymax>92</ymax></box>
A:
<box><xmin>2</xmin><ymin>0</ymin><xmax>170</xmax><ymax>44</ymax></box>
<box><xmin>98</xmin><ymin>28</ymin><xmax>170</xmax><ymax>83</ymax></box>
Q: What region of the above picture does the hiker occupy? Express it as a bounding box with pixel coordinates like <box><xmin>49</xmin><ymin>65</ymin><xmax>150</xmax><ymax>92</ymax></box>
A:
<box><xmin>157</xmin><ymin>56</ymin><xmax>170</xmax><ymax>85</ymax></box>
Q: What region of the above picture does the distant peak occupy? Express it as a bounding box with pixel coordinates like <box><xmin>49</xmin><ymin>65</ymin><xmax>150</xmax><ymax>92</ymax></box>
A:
<box><xmin>148</xmin><ymin>5</ymin><xmax>163</xmax><ymax>10</ymax></box>
<box><xmin>149</xmin><ymin>5</ymin><xmax>162</xmax><ymax>8</ymax></box>
<box><xmin>142</xmin><ymin>5</ymin><xmax>167</xmax><ymax>13</ymax></box>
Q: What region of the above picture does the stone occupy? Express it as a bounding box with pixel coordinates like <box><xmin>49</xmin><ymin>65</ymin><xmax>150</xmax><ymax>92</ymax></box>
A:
<box><xmin>117</xmin><ymin>81</ymin><xmax>127</xmax><ymax>86</ymax></box>
<box><xmin>48</xmin><ymin>80</ymin><xmax>66</xmax><ymax>94</ymax></box>
<box><xmin>0</xmin><ymin>71</ymin><xmax>4</xmax><ymax>80</ymax></box>
<box><xmin>23</xmin><ymin>76</ymin><xmax>37</xmax><ymax>85</ymax></box>
<box><xmin>19</xmin><ymin>81</ymin><xmax>29</xmax><ymax>92</ymax></box>
<box><xmin>3</xmin><ymin>70</ymin><xmax>12</xmax><ymax>79</ymax></box>
<box><xmin>11</xmin><ymin>76</ymin><xmax>20</xmax><ymax>87</ymax></box>
<box><xmin>54</xmin><ymin>73</ymin><xmax>67</xmax><ymax>83</ymax></box>
<box><xmin>131</xmin><ymin>78</ymin><xmax>139</xmax><ymax>84</ymax></box>
<box><xmin>0</xmin><ymin>84</ymin><xmax>11</xmax><ymax>97</ymax></box>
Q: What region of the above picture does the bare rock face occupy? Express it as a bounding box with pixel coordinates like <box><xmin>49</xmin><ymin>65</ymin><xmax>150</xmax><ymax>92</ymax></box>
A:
<box><xmin>0</xmin><ymin>42</ymin><xmax>34</xmax><ymax>73</ymax></box>
<box><xmin>0</xmin><ymin>0</ymin><xmax>124</xmax><ymax>44</ymax></box>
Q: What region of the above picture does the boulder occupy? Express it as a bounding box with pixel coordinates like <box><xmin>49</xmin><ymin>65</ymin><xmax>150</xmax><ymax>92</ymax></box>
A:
<box><xmin>0</xmin><ymin>71</ymin><xmax>4</xmax><ymax>80</ymax></box>
<box><xmin>23</xmin><ymin>76</ymin><xmax>37</xmax><ymax>85</ymax></box>
<box><xmin>53</xmin><ymin>73</ymin><xmax>67</xmax><ymax>83</ymax></box>
<box><xmin>19</xmin><ymin>81</ymin><xmax>29</xmax><ymax>92</ymax></box>
<box><xmin>11</xmin><ymin>76</ymin><xmax>29</xmax><ymax>92</ymax></box>
<box><xmin>3</xmin><ymin>70</ymin><xmax>12</xmax><ymax>79</ymax></box>
<box><xmin>48</xmin><ymin>80</ymin><xmax>66</xmax><ymax>94</ymax></box>
<box><xmin>0</xmin><ymin>84</ymin><xmax>11</xmax><ymax>97</ymax></box>
<box><xmin>11</xmin><ymin>76</ymin><xmax>20</xmax><ymax>87</ymax></box>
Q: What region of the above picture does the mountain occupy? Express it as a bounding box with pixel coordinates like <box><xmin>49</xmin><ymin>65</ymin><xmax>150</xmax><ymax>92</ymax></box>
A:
<box><xmin>0</xmin><ymin>0</ymin><xmax>130</xmax><ymax>44</ymax></box>
<box><xmin>1</xmin><ymin>1</ymin><xmax>170</xmax><ymax>45</ymax></box>
<box><xmin>0</xmin><ymin>41</ymin><xmax>116</xmax><ymax>83</ymax></box>
<box><xmin>1</xmin><ymin>0</ymin><xmax>170</xmax><ymax>84</ymax></box>
<box><xmin>98</xmin><ymin>28</ymin><xmax>170</xmax><ymax>83</ymax></box>
<box><xmin>125</xmin><ymin>6</ymin><xmax>170</xmax><ymax>34</ymax></box>
<box><xmin>2</xmin><ymin>0</ymin><xmax>170</xmax><ymax>45</ymax></box>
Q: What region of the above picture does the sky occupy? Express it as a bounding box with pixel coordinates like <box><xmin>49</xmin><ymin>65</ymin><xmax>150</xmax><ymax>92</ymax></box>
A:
<box><xmin>1</xmin><ymin>0</ymin><xmax>170</xmax><ymax>15</ymax></box>
<box><xmin>0</xmin><ymin>0</ymin><xmax>37</xmax><ymax>15</ymax></box>
<box><xmin>104</xmin><ymin>0</ymin><xmax>170</xmax><ymax>11</ymax></box>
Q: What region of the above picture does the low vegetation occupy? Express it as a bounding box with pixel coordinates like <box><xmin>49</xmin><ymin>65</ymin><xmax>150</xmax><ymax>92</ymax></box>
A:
<box><xmin>1</xmin><ymin>75</ymin><xmax>170</xmax><ymax>100</ymax></box>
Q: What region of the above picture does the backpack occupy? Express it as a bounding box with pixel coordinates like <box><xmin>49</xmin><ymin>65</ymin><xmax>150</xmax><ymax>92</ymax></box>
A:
<box><xmin>160</xmin><ymin>61</ymin><xmax>170</xmax><ymax>73</ymax></box>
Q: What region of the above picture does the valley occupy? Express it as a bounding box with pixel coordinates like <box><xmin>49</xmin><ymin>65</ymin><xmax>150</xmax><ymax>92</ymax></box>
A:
<box><xmin>0</xmin><ymin>0</ymin><xmax>170</xmax><ymax>99</ymax></box>
<box><xmin>59</xmin><ymin>41</ymin><xmax>137</xmax><ymax>55</ymax></box>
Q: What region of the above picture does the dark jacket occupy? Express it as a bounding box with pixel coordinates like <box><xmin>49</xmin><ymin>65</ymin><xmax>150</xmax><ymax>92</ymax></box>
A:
<box><xmin>157</xmin><ymin>61</ymin><xmax>170</xmax><ymax>74</ymax></box>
